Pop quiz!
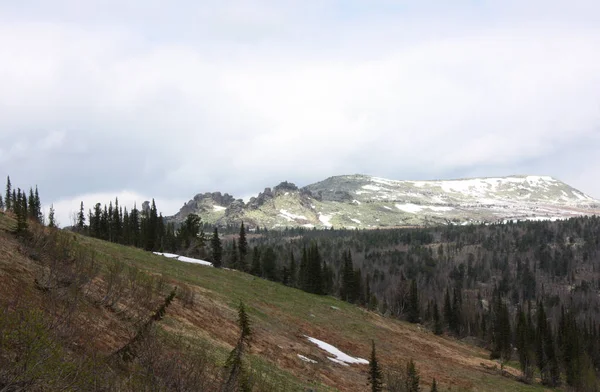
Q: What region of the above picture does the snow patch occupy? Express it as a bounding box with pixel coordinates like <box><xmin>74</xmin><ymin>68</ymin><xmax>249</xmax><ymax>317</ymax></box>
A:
<box><xmin>154</xmin><ymin>252</ymin><xmax>213</xmax><ymax>267</ymax></box>
<box><xmin>350</xmin><ymin>218</ymin><xmax>361</xmax><ymax>224</ymax></box>
<box><xmin>361</xmin><ymin>184</ymin><xmax>381</xmax><ymax>191</ymax></box>
<box><xmin>279</xmin><ymin>209</ymin><xmax>307</xmax><ymax>221</ymax></box>
<box><xmin>213</xmin><ymin>205</ymin><xmax>226</xmax><ymax>212</ymax></box>
<box><xmin>305</xmin><ymin>336</ymin><xmax>368</xmax><ymax>365</ymax></box>
<box><xmin>383</xmin><ymin>206</ymin><xmax>393</xmax><ymax>211</ymax></box>
<box><xmin>352</xmin><ymin>199</ymin><xmax>361</xmax><ymax>205</ymax></box>
<box><xmin>395</xmin><ymin>203</ymin><xmax>423</xmax><ymax>213</ymax></box>
<box><xmin>297</xmin><ymin>354</ymin><xmax>317</xmax><ymax>364</ymax></box>
<box><xmin>319</xmin><ymin>213</ymin><xmax>333</xmax><ymax>227</ymax></box>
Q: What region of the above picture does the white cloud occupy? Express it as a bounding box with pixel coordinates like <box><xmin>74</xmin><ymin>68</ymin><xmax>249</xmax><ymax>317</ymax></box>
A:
<box><xmin>1</xmin><ymin>1</ymin><xmax>600</xmax><ymax>206</ymax></box>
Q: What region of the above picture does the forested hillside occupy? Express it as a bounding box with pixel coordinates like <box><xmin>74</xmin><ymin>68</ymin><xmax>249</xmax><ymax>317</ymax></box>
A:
<box><xmin>3</xmin><ymin>175</ymin><xmax>600</xmax><ymax>390</ymax></box>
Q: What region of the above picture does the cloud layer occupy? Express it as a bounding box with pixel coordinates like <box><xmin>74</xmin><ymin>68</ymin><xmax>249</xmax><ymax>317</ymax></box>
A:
<box><xmin>1</xmin><ymin>1</ymin><xmax>599</xmax><ymax>225</ymax></box>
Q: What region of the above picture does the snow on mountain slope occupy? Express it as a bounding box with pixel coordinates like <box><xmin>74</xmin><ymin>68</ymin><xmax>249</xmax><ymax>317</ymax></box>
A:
<box><xmin>170</xmin><ymin>174</ymin><xmax>600</xmax><ymax>229</ymax></box>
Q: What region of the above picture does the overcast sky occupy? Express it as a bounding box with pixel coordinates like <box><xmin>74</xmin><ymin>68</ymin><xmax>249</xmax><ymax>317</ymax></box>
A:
<box><xmin>1</xmin><ymin>1</ymin><xmax>599</xmax><ymax>226</ymax></box>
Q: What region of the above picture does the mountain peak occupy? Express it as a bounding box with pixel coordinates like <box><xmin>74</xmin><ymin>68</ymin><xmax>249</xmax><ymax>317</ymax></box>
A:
<box><xmin>169</xmin><ymin>174</ymin><xmax>599</xmax><ymax>229</ymax></box>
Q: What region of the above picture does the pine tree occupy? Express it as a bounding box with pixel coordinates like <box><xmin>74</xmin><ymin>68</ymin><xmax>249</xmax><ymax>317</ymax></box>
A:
<box><xmin>27</xmin><ymin>187</ymin><xmax>36</xmax><ymax>221</ymax></box>
<box><xmin>430</xmin><ymin>379</ymin><xmax>438</xmax><ymax>392</ymax></box>
<box><xmin>261</xmin><ymin>246</ymin><xmax>277</xmax><ymax>280</ymax></box>
<box><xmin>444</xmin><ymin>288</ymin><xmax>454</xmax><ymax>332</ymax></box>
<box><xmin>368</xmin><ymin>340</ymin><xmax>383</xmax><ymax>392</ymax></box>
<box><xmin>305</xmin><ymin>243</ymin><xmax>323</xmax><ymax>295</ymax></box>
<box><xmin>408</xmin><ymin>280</ymin><xmax>420</xmax><ymax>323</ymax></box>
<box><xmin>516</xmin><ymin>306</ymin><xmax>534</xmax><ymax>381</ymax></box>
<box><xmin>48</xmin><ymin>204</ymin><xmax>56</xmax><ymax>228</ymax></box>
<box><xmin>15</xmin><ymin>189</ymin><xmax>28</xmax><ymax>234</ymax></box>
<box><xmin>289</xmin><ymin>251</ymin><xmax>297</xmax><ymax>287</ymax></box>
<box><xmin>433</xmin><ymin>301</ymin><xmax>443</xmax><ymax>335</ymax></box>
<box><xmin>0</xmin><ymin>194</ymin><xmax>4</xmax><ymax>211</ymax></box>
<box><xmin>406</xmin><ymin>359</ymin><xmax>420</xmax><ymax>392</ymax></box>
<box><xmin>341</xmin><ymin>250</ymin><xmax>355</xmax><ymax>302</ymax></box>
<box><xmin>34</xmin><ymin>186</ymin><xmax>42</xmax><ymax>222</ymax></box>
<box><xmin>250</xmin><ymin>246</ymin><xmax>261</xmax><ymax>276</ymax></box>
<box><xmin>211</xmin><ymin>227</ymin><xmax>223</xmax><ymax>268</ymax></box>
<box><xmin>77</xmin><ymin>201</ymin><xmax>86</xmax><ymax>230</ymax></box>
<box><xmin>238</xmin><ymin>222</ymin><xmax>248</xmax><ymax>262</ymax></box>
<box><xmin>223</xmin><ymin>302</ymin><xmax>252</xmax><ymax>392</ymax></box>
<box><xmin>5</xmin><ymin>176</ymin><xmax>11</xmax><ymax>211</ymax></box>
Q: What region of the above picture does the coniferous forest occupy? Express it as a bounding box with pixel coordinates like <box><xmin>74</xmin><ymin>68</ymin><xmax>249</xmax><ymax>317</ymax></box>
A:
<box><xmin>3</xmin><ymin>175</ymin><xmax>600</xmax><ymax>390</ymax></box>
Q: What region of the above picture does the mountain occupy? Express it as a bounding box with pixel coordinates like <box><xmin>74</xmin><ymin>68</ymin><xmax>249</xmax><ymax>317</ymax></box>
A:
<box><xmin>170</xmin><ymin>174</ymin><xmax>600</xmax><ymax>229</ymax></box>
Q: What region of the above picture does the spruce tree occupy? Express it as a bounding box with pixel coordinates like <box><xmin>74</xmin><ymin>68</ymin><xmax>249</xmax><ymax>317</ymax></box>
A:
<box><xmin>77</xmin><ymin>201</ymin><xmax>86</xmax><ymax>230</ymax></box>
<box><xmin>306</xmin><ymin>243</ymin><xmax>323</xmax><ymax>295</ymax></box>
<box><xmin>28</xmin><ymin>188</ymin><xmax>35</xmax><ymax>220</ymax></box>
<box><xmin>261</xmin><ymin>246</ymin><xmax>277</xmax><ymax>280</ymax></box>
<box><xmin>5</xmin><ymin>176</ymin><xmax>11</xmax><ymax>211</ymax></box>
<box><xmin>289</xmin><ymin>251</ymin><xmax>297</xmax><ymax>286</ymax></box>
<box><xmin>406</xmin><ymin>359</ymin><xmax>420</xmax><ymax>392</ymax></box>
<box><xmin>430</xmin><ymin>379</ymin><xmax>438</xmax><ymax>392</ymax></box>
<box><xmin>444</xmin><ymin>288</ymin><xmax>453</xmax><ymax>332</ymax></box>
<box><xmin>48</xmin><ymin>204</ymin><xmax>56</xmax><ymax>228</ymax></box>
<box><xmin>223</xmin><ymin>302</ymin><xmax>252</xmax><ymax>392</ymax></box>
<box><xmin>368</xmin><ymin>340</ymin><xmax>383</xmax><ymax>392</ymax></box>
<box><xmin>0</xmin><ymin>194</ymin><xmax>3</xmax><ymax>211</ymax></box>
<box><xmin>15</xmin><ymin>190</ymin><xmax>28</xmax><ymax>234</ymax></box>
<box><xmin>433</xmin><ymin>301</ymin><xmax>443</xmax><ymax>335</ymax></box>
<box><xmin>211</xmin><ymin>227</ymin><xmax>223</xmax><ymax>268</ymax></box>
<box><xmin>34</xmin><ymin>186</ymin><xmax>42</xmax><ymax>222</ymax></box>
<box><xmin>238</xmin><ymin>222</ymin><xmax>248</xmax><ymax>262</ymax></box>
<box><xmin>250</xmin><ymin>246</ymin><xmax>261</xmax><ymax>276</ymax></box>
<box><xmin>408</xmin><ymin>280</ymin><xmax>420</xmax><ymax>323</ymax></box>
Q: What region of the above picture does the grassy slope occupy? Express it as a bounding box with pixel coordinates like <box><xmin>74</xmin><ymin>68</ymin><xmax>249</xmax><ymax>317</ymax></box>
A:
<box><xmin>0</xmin><ymin>212</ymin><xmax>552</xmax><ymax>391</ymax></box>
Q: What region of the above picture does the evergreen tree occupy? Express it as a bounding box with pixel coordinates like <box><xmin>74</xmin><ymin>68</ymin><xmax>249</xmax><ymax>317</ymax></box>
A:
<box><xmin>238</xmin><ymin>222</ymin><xmax>248</xmax><ymax>263</ymax></box>
<box><xmin>211</xmin><ymin>227</ymin><xmax>223</xmax><ymax>268</ymax></box>
<box><xmin>305</xmin><ymin>243</ymin><xmax>323</xmax><ymax>295</ymax></box>
<box><xmin>430</xmin><ymin>379</ymin><xmax>438</xmax><ymax>392</ymax></box>
<box><xmin>77</xmin><ymin>201</ymin><xmax>86</xmax><ymax>230</ymax></box>
<box><xmin>408</xmin><ymin>279</ymin><xmax>420</xmax><ymax>323</ymax></box>
<box><xmin>229</xmin><ymin>240</ymin><xmax>239</xmax><ymax>269</ymax></box>
<box><xmin>444</xmin><ymin>288</ymin><xmax>454</xmax><ymax>332</ymax></box>
<box><xmin>433</xmin><ymin>301</ymin><xmax>443</xmax><ymax>335</ymax></box>
<box><xmin>223</xmin><ymin>302</ymin><xmax>252</xmax><ymax>392</ymax></box>
<box><xmin>250</xmin><ymin>246</ymin><xmax>261</xmax><ymax>276</ymax></box>
<box><xmin>34</xmin><ymin>186</ymin><xmax>42</xmax><ymax>222</ymax></box>
<box><xmin>28</xmin><ymin>188</ymin><xmax>35</xmax><ymax>220</ymax></box>
<box><xmin>451</xmin><ymin>287</ymin><xmax>462</xmax><ymax>335</ymax></box>
<box><xmin>289</xmin><ymin>251</ymin><xmax>297</xmax><ymax>287</ymax></box>
<box><xmin>341</xmin><ymin>250</ymin><xmax>356</xmax><ymax>302</ymax></box>
<box><xmin>5</xmin><ymin>176</ymin><xmax>11</xmax><ymax>211</ymax></box>
<box><xmin>368</xmin><ymin>340</ymin><xmax>383</xmax><ymax>392</ymax></box>
<box><xmin>48</xmin><ymin>204</ymin><xmax>56</xmax><ymax>228</ymax></box>
<box><xmin>261</xmin><ymin>246</ymin><xmax>277</xmax><ymax>280</ymax></box>
<box><xmin>490</xmin><ymin>293</ymin><xmax>511</xmax><ymax>363</ymax></box>
<box><xmin>15</xmin><ymin>189</ymin><xmax>28</xmax><ymax>234</ymax></box>
<box><xmin>298</xmin><ymin>246</ymin><xmax>309</xmax><ymax>290</ymax></box>
<box><xmin>406</xmin><ymin>359</ymin><xmax>420</xmax><ymax>392</ymax></box>
<box><xmin>516</xmin><ymin>306</ymin><xmax>534</xmax><ymax>381</ymax></box>
<box><xmin>0</xmin><ymin>194</ymin><xmax>4</xmax><ymax>211</ymax></box>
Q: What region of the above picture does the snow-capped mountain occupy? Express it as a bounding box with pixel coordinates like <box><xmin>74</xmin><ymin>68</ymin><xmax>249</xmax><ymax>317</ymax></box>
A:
<box><xmin>169</xmin><ymin>175</ymin><xmax>600</xmax><ymax>229</ymax></box>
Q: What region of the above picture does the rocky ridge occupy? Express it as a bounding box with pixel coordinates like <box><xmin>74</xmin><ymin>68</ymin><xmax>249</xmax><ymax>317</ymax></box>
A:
<box><xmin>169</xmin><ymin>174</ymin><xmax>600</xmax><ymax>229</ymax></box>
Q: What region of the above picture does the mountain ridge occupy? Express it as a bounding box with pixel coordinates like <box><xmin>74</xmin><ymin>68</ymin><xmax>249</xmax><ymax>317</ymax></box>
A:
<box><xmin>169</xmin><ymin>174</ymin><xmax>600</xmax><ymax>229</ymax></box>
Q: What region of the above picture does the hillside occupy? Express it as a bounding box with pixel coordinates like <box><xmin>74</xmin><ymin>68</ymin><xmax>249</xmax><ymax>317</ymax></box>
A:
<box><xmin>0</xmin><ymin>211</ymin><xmax>548</xmax><ymax>391</ymax></box>
<box><xmin>170</xmin><ymin>174</ymin><xmax>600</xmax><ymax>229</ymax></box>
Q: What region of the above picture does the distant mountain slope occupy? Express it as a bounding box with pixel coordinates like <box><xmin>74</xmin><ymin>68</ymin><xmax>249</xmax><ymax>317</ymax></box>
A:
<box><xmin>170</xmin><ymin>174</ymin><xmax>600</xmax><ymax>229</ymax></box>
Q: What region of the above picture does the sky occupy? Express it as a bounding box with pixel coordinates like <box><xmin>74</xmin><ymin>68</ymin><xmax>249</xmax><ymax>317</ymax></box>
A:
<box><xmin>1</xmin><ymin>0</ymin><xmax>599</xmax><ymax>226</ymax></box>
